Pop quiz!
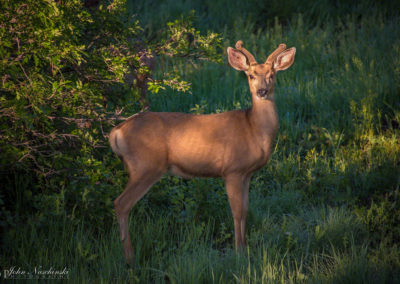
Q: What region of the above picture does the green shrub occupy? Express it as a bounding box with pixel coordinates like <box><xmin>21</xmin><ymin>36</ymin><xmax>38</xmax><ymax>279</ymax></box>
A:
<box><xmin>1</xmin><ymin>0</ymin><xmax>137</xmax><ymax>227</ymax></box>
<box><xmin>0</xmin><ymin>0</ymin><xmax>222</xmax><ymax>228</ymax></box>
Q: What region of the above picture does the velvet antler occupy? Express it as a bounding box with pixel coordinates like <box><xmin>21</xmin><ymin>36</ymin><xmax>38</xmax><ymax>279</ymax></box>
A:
<box><xmin>265</xmin><ymin>44</ymin><xmax>287</xmax><ymax>65</ymax></box>
<box><xmin>235</xmin><ymin>40</ymin><xmax>257</xmax><ymax>65</ymax></box>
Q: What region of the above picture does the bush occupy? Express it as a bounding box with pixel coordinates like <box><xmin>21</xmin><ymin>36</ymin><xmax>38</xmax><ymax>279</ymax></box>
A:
<box><xmin>0</xmin><ymin>0</ymin><xmax>222</xmax><ymax>228</ymax></box>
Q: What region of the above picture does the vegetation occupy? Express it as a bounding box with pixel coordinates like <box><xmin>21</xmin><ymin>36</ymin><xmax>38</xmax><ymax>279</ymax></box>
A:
<box><xmin>1</xmin><ymin>0</ymin><xmax>399</xmax><ymax>282</ymax></box>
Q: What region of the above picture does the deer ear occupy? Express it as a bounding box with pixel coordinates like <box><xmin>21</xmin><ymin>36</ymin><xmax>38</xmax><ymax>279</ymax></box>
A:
<box><xmin>274</xmin><ymin>47</ymin><xmax>296</xmax><ymax>72</ymax></box>
<box><xmin>227</xmin><ymin>47</ymin><xmax>249</xmax><ymax>71</ymax></box>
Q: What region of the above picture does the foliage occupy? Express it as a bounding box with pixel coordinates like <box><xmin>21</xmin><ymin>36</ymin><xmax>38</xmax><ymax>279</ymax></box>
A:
<box><xmin>0</xmin><ymin>0</ymin><xmax>222</xmax><ymax>228</ymax></box>
<box><xmin>0</xmin><ymin>0</ymin><xmax>137</xmax><ymax>228</ymax></box>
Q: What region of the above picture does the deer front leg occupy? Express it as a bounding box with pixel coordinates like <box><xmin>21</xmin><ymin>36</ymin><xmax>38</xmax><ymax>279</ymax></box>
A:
<box><xmin>225</xmin><ymin>174</ymin><xmax>250</xmax><ymax>249</ymax></box>
<box><xmin>240</xmin><ymin>175</ymin><xmax>251</xmax><ymax>246</ymax></box>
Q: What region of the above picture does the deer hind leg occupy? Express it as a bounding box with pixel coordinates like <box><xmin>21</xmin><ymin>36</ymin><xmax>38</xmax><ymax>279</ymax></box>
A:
<box><xmin>225</xmin><ymin>174</ymin><xmax>250</xmax><ymax>249</ymax></box>
<box><xmin>114</xmin><ymin>163</ymin><xmax>163</xmax><ymax>265</ymax></box>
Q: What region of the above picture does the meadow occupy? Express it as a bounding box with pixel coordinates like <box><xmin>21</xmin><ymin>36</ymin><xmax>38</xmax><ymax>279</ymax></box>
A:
<box><xmin>2</xmin><ymin>0</ymin><xmax>400</xmax><ymax>282</ymax></box>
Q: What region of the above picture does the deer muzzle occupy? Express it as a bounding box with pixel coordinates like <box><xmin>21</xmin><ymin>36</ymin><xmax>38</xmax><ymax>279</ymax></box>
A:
<box><xmin>257</xmin><ymin>88</ymin><xmax>269</xmax><ymax>98</ymax></box>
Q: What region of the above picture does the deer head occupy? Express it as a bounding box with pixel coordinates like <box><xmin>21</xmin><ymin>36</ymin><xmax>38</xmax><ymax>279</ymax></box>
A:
<box><xmin>227</xmin><ymin>40</ymin><xmax>296</xmax><ymax>100</ymax></box>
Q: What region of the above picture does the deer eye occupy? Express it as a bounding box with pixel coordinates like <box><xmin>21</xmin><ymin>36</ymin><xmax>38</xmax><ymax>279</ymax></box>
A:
<box><xmin>249</xmin><ymin>74</ymin><xmax>255</xmax><ymax>80</ymax></box>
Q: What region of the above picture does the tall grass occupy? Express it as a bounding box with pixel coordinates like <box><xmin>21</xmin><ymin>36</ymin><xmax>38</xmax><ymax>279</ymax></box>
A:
<box><xmin>4</xmin><ymin>197</ymin><xmax>398</xmax><ymax>282</ymax></box>
<box><xmin>2</xmin><ymin>0</ymin><xmax>400</xmax><ymax>282</ymax></box>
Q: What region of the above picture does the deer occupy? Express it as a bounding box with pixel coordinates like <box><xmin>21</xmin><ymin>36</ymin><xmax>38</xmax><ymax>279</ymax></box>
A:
<box><xmin>109</xmin><ymin>40</ymin><xmax>296</xmax><ymax>265</ymax></box>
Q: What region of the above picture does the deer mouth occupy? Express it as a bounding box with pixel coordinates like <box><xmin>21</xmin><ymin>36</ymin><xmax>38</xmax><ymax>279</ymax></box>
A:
<box><xmin>256</xmin><ymin>88</ymin><xmax>269</xmax><ymax>99</ymax></box>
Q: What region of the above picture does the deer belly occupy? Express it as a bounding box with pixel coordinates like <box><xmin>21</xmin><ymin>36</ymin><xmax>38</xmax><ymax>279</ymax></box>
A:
<box><xmin>167</xmin><ymin>144</ymin><xmax>224</xmax><ymax>178</ymax></box>
<box><xmin>168</xmin><ymin>162</ymin><xmax>222</xmax><ymax>178</ymax></box>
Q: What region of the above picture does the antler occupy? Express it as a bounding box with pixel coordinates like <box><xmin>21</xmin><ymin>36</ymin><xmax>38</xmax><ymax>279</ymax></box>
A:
<box><xmin>265</xmin><ymin>44</ymin><xmax>287</xmax><ymax>65</ymax></box>
<box><xmin>235</xmin><ymin>40</ymin><xmax>257</xmax><ymax>65</ymax></box>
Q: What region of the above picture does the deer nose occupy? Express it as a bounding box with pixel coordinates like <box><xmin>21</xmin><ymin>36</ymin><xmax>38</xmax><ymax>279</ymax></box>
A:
<box><xmin>257</xmin><ymin>88</ymin><xmax>268</xmax><ymax>97</ymax></box>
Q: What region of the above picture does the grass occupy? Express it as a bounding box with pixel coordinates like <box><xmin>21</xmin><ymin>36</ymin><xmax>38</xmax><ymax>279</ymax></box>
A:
<box><xmin>2</xmin><ymin>0</ymin><xmax>400</xmax><ymax>282</ymax></box>
<box><xmin>4</xmin><ymin>193</ymin><xmax>399</xmax><ymax>282</ymax></box>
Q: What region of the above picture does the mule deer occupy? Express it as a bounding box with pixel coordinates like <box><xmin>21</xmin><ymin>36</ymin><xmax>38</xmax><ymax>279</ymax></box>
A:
<box><xmin>110</xmin><ymin>40</ymin><xmax>296</xmax><ymax>265</ymax></box>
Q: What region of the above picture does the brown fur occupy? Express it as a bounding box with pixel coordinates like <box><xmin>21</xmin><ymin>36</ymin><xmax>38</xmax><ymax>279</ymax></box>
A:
<box><xmin>110</xmin><ymin>41</ymin><xmax>296</xmax><ymax>265</ymax></box>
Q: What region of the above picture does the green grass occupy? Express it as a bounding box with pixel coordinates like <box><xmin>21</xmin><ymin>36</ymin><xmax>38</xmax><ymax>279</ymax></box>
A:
<box><xmin>3</xmin><ymin>0</ymin><xmax>400</xmax><ymax>282</ymax></box>
<box><xmin>4</xmin><ymin>194</ymin><xmax>399</xmax><ymax>282</ymax></box>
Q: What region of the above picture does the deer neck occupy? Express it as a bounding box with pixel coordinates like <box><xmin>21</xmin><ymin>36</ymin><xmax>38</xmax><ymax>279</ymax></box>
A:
<box><xmin>248</xmin><ymin>92</ymin><xmax>279</xmax><ymax>144</ymax></box>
